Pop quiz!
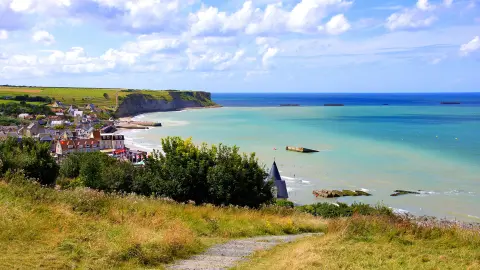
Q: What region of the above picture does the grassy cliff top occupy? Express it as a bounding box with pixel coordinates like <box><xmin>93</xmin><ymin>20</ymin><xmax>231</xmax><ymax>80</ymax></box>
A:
<box><xmin>0</xmin><ymin>180</ymin><xmax>323</xmax><ymax>269</ymax></box>
<box><xmin>0</xmin><ymin>86</ymin><xmax>210</xmax><ymax>109</ymax></box>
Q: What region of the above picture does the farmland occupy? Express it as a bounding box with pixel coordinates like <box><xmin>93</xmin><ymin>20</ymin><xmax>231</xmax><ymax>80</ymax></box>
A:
<box><xmin>0</xmin><ymin>86</ymin><xmax>174</xmax><ymax>109</ymax></box>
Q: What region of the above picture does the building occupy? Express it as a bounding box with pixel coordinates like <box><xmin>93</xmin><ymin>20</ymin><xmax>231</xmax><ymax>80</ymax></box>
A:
<box><xmin>85</xmin><ymin>104</ymin><xmax>97</xmax><ymax>112</ymax></box>
<box><xmin>25</xmin><ymin>122</ymin><xmax>45</xmax><ymax>137</ymax></box>
<box><xmin>90</xmin><ymin>131</ymin><xmax>125</xmax><ymax>150</ymax></box>
<box><xmin>52</xmin><ymin>101</ymin><xmax>66</xmax><ymax>108</ymax></box>
<box><xmin>266</xmin><ymin>161</ymin><xmax>289</xmax><ymax>199</ymax></box>
<box><xmin>55</xmin><ymin>139</ymin><xmax>100</xmax><ymax>155</ymax></box>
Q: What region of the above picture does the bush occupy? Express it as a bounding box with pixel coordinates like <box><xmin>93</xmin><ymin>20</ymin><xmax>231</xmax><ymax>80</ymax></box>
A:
<box><xmin>58</xmin><ymin>137</ymin><xmax>274</xmax><ymax>208</ymax></box>
<box><xmin>297</xmin><ymin>202</ymin><xmax>392</xmax><ymax>218</ymax></box>
<box><xmin>275</xmin><ymin>199</ymin><xmax>295</xmax><ymax>208</ymax></box>
<box><xmin>149</xmin><ymin>137</ymin><xmax>274</xmax><ymax>207</ymax></box>
<box><xmin>0</xmin><ymin>137</ymin><xmax>59</xmax><ymax>185</ymax></box>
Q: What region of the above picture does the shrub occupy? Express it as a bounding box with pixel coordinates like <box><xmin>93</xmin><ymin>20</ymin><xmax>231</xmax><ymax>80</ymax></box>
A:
<box><xmin>275</xmin><ymin>199</ymin><xmax>295</xmax><ymax>208</ymax></box>
<box><xmin>297</xmin><ymin>202</ymin><xmax>392</xmax><ymax>218</ymax></box>
<box><xmin>0</xmin><ymin>137</ymin><xmax>59</xmax><ymax>185</ymax></box>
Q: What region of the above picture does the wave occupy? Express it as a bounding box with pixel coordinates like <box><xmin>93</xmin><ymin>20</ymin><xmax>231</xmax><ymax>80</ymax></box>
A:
<box><xmin>281</xmin><ymin>176</ymin><xmax>311</xmax><ymax>185</ymax></box>
<box><xmin>391</xmin><ymin>208</ymin><xmax>410</xmax><ymax>214</ymax></box>
<box><xmin>161</xmin><ymin>119</ymin><xmax>190</xmax><ymax>127</ymax></box>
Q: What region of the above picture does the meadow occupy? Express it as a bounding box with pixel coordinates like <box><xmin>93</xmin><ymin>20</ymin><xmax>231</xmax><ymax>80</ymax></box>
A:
<box><xmin>0</xmin><ymin>86</ymin><xmax>174</xmax><ymax>109</ymax></box>
<box><xmin>0</xmin><ymin>178</ymin><xmax>324</xmax><ymax>269</ymax></box>
<box><xmin>235</xmin><ymin>215</ymin><xmax>480</xmax><ymax>269</ymax></box>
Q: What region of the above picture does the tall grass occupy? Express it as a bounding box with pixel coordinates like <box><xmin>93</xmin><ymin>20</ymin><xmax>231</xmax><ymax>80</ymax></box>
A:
<box><xmin>235</xmin><ymin>214</ymin><xmax>480</xmax><ymax>269</ymax></box>
<box><xmin>0</xmin><ymin>178</ymin><xmax>324</xmax><ymax>269</ymax></box>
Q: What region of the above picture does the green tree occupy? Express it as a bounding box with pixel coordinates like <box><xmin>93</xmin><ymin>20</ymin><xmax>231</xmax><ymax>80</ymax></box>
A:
<box><xmin>103</xmin><ymin>93</ymin><xmax>110</xmax><ymax>100</ymax></box>
<box><xmin>0</xmin><ymin>137</ymin><xmax>59</xmax><ymax>185</ymax></box>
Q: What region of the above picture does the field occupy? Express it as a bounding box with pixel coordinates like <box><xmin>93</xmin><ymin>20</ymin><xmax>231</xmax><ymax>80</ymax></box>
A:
<box><xmin>0</xmin><ymin>100</ymin><xmax>46</xmax><ymax>105</ymax></box>
<box><xmin>0</xmin><ymin>87</ymin><xmax>174</xmax><ymax>109</ymax></box>
<box><xmin>235</xmin><ymin>215</ymin><xmax>480</xmax><ymax>270</ymax></box>
<box><xmin>0</xmin><ymin>180</ymin><xmax>324</xmax><ymax>269</ymax></box>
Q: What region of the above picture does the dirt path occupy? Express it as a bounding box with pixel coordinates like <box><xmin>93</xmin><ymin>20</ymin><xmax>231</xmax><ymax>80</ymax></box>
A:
<box><xmin>167</xmin><ymin>233</ymin><xmax>323</xmax><ymax>270</ymax></box>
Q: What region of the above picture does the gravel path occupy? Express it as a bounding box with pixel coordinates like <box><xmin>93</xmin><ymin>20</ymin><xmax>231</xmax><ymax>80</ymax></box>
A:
<box><xmin>167</xmin><ymin>233</ymin><xmax>323</xmax><ymax>270</ymax></box>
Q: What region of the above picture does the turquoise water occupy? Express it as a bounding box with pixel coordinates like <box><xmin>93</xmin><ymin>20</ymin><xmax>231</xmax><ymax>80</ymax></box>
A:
<box><xmin>124</xmin><ymin>105</ymin><xmax>480</xmax><ymax>222</ymax></box>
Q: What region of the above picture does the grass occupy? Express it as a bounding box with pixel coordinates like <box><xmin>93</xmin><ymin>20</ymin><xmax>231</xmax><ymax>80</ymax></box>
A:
<box><xmin>0</xmin><ymin>179</ymin><xmax>324</xmax><ymax>269</ymax></box>
<box><xmin>0</xmin><ymin>87</ymin><xmax>206</xmax><ymax>110</ymax></box>
<box><xmin>234</xmin><ymin>215</ymin><xmax>480</xmax><ymax>270</ymax></box>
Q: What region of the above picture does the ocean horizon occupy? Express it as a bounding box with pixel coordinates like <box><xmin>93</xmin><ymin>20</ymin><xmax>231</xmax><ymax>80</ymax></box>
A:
<box><xmin>122</xmin><ymin>93</ymin><xmax>480</xmax><ymax>222</ymax></box>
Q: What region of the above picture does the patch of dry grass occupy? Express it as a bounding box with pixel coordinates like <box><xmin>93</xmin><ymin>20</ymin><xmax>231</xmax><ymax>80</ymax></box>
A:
<box><xmin>235</xmin><ymin>215</ymin><xmax>480</xmax><ymax>270</ymax></box>
<box><xmin>0</xmin><ymin>181</ymin><xmax>324</xmax><ymax>269</ymax></box>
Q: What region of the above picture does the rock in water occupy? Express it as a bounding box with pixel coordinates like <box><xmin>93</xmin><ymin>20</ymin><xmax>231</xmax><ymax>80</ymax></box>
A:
<box><xmin>313</xmin><ymin>189</ymin><xmax>372</xmax><ymax>198</ymax></box>
<box><xmin>390</xmin><ymin>190</ymin><xmax>421</xmax><ymax>196</ymax></box>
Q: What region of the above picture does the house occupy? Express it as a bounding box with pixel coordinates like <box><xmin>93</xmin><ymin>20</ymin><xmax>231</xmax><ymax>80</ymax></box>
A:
<box><xmin>25</xmin><ymin>122</ymin><xmax>45</xmax><ymax>137</ymax></box>
<box><xmin>85</xmin><ymin>104</ymin><xmax>97</xmax><ymax>112</ymax></box>
<box><xmin>101</xmin><ymin>134</ymin><xmax>125</xmax><ymax>150</ymax></box>
<box><xmin>61</xmin><ymin>130</ymin><xmax>77</xmax><ymax>140</ymax></box>
<box><xmin>73</xmin><ymin>110</ymin><xmax>83</xmax><ymax>118</ymax></box>
<box><xmin>89</xmin><ymin>131</ymin><xmax>125</xmax><ymax>150</ymax></box>
<box><xmin>18</xmin><ymin>113</ymin><xmax>30</xmax><ymax>119</ymax></box>
<box><xmin>50</xmin><ymin>120</ymin><xmax>65</xmax><ymax>127</ymax></box>
<box><xmin>55</xmin><ymin>139</ymin><xmax>100</xmax><ymax>155</ymax></box>
<box><xmin>52</xmin><ymin>101</ymin><xmax>66</xmax><ymax>108</ymax></box>
<box><xmin>36</xmin><ymin>133</ymin><xmax>53</xmax><ymax>143</ymax></box>
<box><xmin>51</xmin><ymin>108</ymin><xmax>64</xmax><ymax>113</ymax></box>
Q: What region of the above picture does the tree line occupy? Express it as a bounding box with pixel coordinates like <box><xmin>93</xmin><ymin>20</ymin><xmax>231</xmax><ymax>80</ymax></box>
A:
<box><xmin>0</xmin><ymin>102</ymin><xmax>53</xmax><ymax>117</ymax></box>
<box><xmin>0</xmin><ymin>137</ymin><xmax>274</xmax><ymax>208</ymax></box>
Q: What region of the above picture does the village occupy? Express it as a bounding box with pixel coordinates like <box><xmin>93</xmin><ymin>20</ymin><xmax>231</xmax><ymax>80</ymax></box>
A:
<box><xmin>0</xmin><ymin>100</ymin><xmax>148</xmax><ymax>165</ymax></box>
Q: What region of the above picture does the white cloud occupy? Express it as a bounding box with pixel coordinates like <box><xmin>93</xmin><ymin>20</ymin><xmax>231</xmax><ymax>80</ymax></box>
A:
<box><xmin>324</xmin><ymin>14</ymin><xmax>351</xmax><ymax>35</ymax></box>
<box><xmin>460</xmin><ymin>36</ymin><xmax>480</xmax><ymax>55</ymax></box>
<box><xmin>385</xmin><ymin>0</ymin><xmax>441</xmax><ymax>30</ymax></box>
<box><xmin>32</xmin><ymin>30</ymin><xmax>55</xmax><ymax>45</ymax></box>
<box><xmin>189</xmin><ymin>1</ymin><xmax>254</xmax><ymax>36</ymax></box>
<box><xmin>186</xmin><ymin>48</ymin><xmax>246</xmax><ymax>71</ymax></box>
<box><xmin>262</xmin><ymin>47</ymin><xmax>278</xmax><ymax>68</ymax></box>
<box><xmin>416</xmin><ymin>0</ymin><xmax>434</xmax><ymax>11</ymax></box>
<box><xmin>0</xmin><ymin>30</ymin><xmax>8</xmax><ymax>39</ymax></box>
<box><xmin>444</xmin><ymin>0</ymin><xmax>454</xmax><ymax>7</ymax></box>
<box><xmin>386</xmin><ymin>9</ymin><xmax>436</xmax><ymax>30</ymax></box>
<box><xmin>189</xmin><ymin>0</ymin><xmax>352</xmax><ymax>36</ymax></box>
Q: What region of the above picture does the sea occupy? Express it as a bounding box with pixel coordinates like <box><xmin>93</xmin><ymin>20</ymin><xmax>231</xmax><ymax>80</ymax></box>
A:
<box><xmin>122</xmin><ymin>93</ymin><xmax>480</xmax><ymax>222</ymax></box>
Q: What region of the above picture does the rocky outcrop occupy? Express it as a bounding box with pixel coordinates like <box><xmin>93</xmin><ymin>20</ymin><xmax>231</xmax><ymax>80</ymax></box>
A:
<box><xmin>115</xmin><ymin>91</ymin><xmax>218</xmax><ymax>117</ymax></box>
<box><xmin>313</xmin><ymin>189</ymin><xmax>371</xmax><ymax>198</ymax></box>
<box><xmin>390</xmin><ymin>190</ymin><xmax>421</xmax><ymax>196</ymax></box>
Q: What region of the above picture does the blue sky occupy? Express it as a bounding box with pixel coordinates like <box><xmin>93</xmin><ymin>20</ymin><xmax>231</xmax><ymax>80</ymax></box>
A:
<box><xmin>0</xmin><ymin>0</ymin><xmax>479</xmax><ymax>92</ymax></box>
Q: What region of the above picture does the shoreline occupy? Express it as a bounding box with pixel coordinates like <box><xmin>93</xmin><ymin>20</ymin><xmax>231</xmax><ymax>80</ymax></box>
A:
<box><xmin>117</xmin><ymin>105</ymin><xmax>223</xmax><ymax>121</ymax></box>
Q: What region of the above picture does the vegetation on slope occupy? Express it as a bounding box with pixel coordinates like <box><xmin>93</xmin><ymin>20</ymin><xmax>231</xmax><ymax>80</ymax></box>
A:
<box><xmin>235</xmin><ymin>215</ymin><xmax>480</xmax><ymax>269</ymax></box>
<box><xmin>0</xmin><ymin>176</ymin><xmax>324</xmax><ymax>269</ymax></box>
<box><xmin>59</xmin><ymin>137</ymin><xmax>272</xmax><ymax>207</ymax></box>
<box><xmin>0</xmin><ymin>86</ymin><xmax>215</xmax><ymax>111</ymax></box>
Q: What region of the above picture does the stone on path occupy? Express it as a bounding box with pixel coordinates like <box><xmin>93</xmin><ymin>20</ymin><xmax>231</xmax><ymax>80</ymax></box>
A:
<box><xmin>168</xmin><ymin>233</ymin><xmax>323</xmax><ymax>270</ymax></box>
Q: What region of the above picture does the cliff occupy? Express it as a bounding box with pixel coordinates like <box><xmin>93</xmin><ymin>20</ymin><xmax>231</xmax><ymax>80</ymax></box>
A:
<box><xmin>115</xmin><ymin>91</ymin><xmax>217</xmax><ymax>117</ymax></box>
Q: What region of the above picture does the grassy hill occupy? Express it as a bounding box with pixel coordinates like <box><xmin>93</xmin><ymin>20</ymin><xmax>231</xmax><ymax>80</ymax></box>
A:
<box><xmin>235</xmin><ymin>215</ymin><xmax>480</xmax><ymax>269</ymax></box>
<box><xmin>0</xmin><ymin>179</ymin><xmax>324</xmax><ymax>269</ymax></box>
<box><xmin>0</xmin><ymin>86</ymin><xmax>182</xmax><ymax>109</ymax></box>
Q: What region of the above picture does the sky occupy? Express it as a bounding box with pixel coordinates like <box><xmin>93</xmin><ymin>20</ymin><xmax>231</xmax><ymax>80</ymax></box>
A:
<box><xmin>0</xmin><ymin>0</ymin><xmax>479</xmax><ymax>92</ymax></box>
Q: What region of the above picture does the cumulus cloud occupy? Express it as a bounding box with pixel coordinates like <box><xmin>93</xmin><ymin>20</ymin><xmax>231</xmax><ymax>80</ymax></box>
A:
<box><xmin>324</xmin><ymin>14</ymin><xmax>351</xmax><ymax>35</ymax></box>
<box><xmin>32</xmin><ymin>30</ymin><xmax>55</xmax><ymax>45</ymax></box>
<box><xmin>188</xmin><ymin>0</ymin><xmax>352</xmax><ymax>36</ymax></box>
<box><xmin>460</xmin><ymin>36</ymin><xmax>480</xmax><ymax>56</ymax></box>
<box><xmin>262</xmin><ymin>47</ymin><xmax>278</xmax><ymax>68</ymax></box>
<box><xmin>385</xmin><ymin>0</ymin><xmax>438</xmax><ymax>30</ymax></box>
<box><xmin>0</xmin><ymin>30</ymin><xmax>8</xmax><ymax>39</ymax></box>
<box><xmin>416</xmin><ymin>0</ymin><xmax>434</xmax><ymax>11</ymax></box>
